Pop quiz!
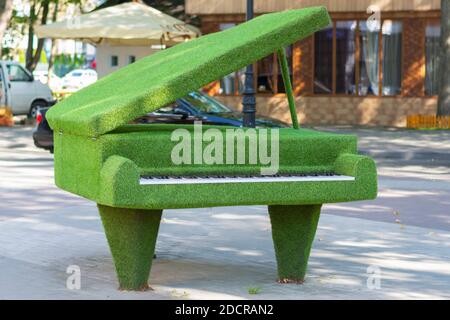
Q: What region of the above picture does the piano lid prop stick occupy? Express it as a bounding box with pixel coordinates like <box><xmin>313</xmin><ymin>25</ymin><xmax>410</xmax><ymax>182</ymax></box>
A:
<box><xmin>277</xmin><ymin>48</ymin><xmax>300</xmax><ymax>129</ymax></box>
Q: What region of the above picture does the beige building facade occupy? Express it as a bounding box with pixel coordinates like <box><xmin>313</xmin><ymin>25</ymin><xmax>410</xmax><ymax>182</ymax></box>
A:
<box><xmin>95</xmin><ymin>44</ymin><xmax>159</xmax><ymax>78</ymax></box>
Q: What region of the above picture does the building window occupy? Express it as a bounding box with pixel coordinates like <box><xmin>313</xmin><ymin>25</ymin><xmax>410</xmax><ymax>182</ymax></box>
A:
<box><xmin>257</xmin><ymin>54</ymin><xmax>276</xmax><ymax>93</ymax></box>
<box><xmin>314</xmin><ymin>26</ymin><xmax>333</xmax><ymax>94</ymax></box>
<box><xmin>382</xmin><ymin>21</ymin><xmax>403</xmax><ymax>96</ymax></box>
<box><xmin>336</xmin><ymin>21</ymin><xmax>357</xmax><ymax>94</ymax></box>
<box><xmin>359</xmin><ymin>20</ymin><xmax>380</xmax><ymax>96</ymax></box>
<box><xmin>220</xmin><ymin>69</ymin><xmax>244</xmax><ymax>95</ymax></box>
<box><xmin>110</xmin><ymin>55</ymin><xmax>118</xmax><ymax>67</ymax></box>
<box><xmin>218</xmin><ymin>23</ymin><xmax>241</xmax><ymax>95</ymax></box>
<box><xmin>217</xmin><ymin>25</ymin><xmax>293</xmax><ymax>96</ymax></box>
<box><xmin>313</xmin><ymin>20</ymin><xmax>402</xmax><ymax>96</ymax></box>
<box><xmin>426</xmin><ymin>24</ymin><xmax>441</xmax><ymax>96</ymax></box>
<box><xmin>256</xmin><ymin>47</ymin><xmax>293</xmax><ymax>94</ymax></box>
<box><xmin>219</xmin><ymin>23</ymin><xmax>235</xmax><ymax>31</ymax></box>
<box><xmin>128</xmin><ymin>55</ymin><xmax>136</xmax><ymax>64</ymax></box>
<box><xmin>219</xmin><ymin>51</ymin><xmax>294</xmax><ymax>96</ymax></box>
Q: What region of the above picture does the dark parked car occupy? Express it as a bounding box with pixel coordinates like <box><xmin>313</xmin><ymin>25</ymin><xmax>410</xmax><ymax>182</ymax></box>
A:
<box><xmin>33</xmin><ymin>91</ymin><xmax>288</xmax><ymax>153</ymax></box>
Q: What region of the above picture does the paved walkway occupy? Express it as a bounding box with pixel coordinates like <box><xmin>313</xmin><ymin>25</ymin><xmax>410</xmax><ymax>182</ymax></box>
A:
<box><xmin>318</xmin><ymin>126</ymin><xmax>450</xmax><ymax>231</ymax></box>
<box><xmin>0</xmin><ymin>126</ymin><xmax>449</xmax><ymax>299</ymax></box>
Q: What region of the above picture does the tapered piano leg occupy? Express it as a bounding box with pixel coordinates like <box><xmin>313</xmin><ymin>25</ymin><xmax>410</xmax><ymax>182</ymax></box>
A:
<box><xmin>268</xmin><ymin>204</ymin><xmax>321</xmax><ymax>283</ymax></box>
<box><xmin>98</xmin><ymin>204</ymin><xmax>162</xmax><ymax>290</ymax></box>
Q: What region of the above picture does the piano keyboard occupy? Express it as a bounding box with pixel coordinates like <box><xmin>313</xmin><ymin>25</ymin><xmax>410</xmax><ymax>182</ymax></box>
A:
<box><xmin>140</xmin><ymin>173</ymin><xmax>355</xmax><ymax>185</ymax></box>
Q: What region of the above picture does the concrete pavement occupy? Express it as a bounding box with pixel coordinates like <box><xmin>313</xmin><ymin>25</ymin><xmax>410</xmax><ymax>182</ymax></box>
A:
<box><xmin>0</xmin><ymin>126</ymin><xmax>449</xmax><ymax>299</ymax></box>
<box><xmin>318</xmin><ymin>126</ymin><xmax>450</xmax><ymax>231</ymax></box>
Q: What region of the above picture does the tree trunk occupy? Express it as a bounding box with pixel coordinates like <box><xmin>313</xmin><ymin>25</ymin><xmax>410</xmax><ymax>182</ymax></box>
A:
<box><xmin>25</xmin><ymin>1</ymin><xmax>37</xmax><ymax>71</ymax></box>
<box><xmin>0</xmin><ymin>0</ymin><xmax>14</xmax><ymax>53</ymax></box>
<box><xmin>437</xmin><ymin>0</ymin><xmax>450</xmax><ymax>116</ymax></box>
<box><xmin>47</xmin><ymin>2</ymin><xmax>59</xmax><ymax>82</ymax></box>
<box><xmin>26</xmin><ymin>0</ymin><xmax>50</xmax><ymax>72</ymax></box>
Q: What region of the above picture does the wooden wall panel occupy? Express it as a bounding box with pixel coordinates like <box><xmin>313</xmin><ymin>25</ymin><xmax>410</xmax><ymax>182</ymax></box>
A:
<box><xmin>402</xmin><ymin>19</ymin><xmax>426</xmax><ymax>97</ymax></box>
<box><xmin>187</xmin><ymin>0</ymin><xmax>440</xmax><ymax>15</ymax></box>
<box><xmin>293</xmin><ymin>37</ymin><xmax>314</xmax><ymax>95</ymax></box>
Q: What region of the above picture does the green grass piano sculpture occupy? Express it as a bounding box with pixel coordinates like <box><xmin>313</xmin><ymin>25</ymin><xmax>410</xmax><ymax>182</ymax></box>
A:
<box><xmin>46</xmin><ymin>7</ymin><xmax>377</xmax><ymax>290</ymax></box>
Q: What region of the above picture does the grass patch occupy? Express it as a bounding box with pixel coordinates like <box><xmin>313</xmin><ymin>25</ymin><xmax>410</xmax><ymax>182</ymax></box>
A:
<box><xmin>248</xmin><ymin>287</ymin><xmax>262</xmax><ymax>295</ymax></box>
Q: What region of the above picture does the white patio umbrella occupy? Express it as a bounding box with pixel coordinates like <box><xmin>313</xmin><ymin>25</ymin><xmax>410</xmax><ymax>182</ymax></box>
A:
<box><xmin>35</xmin><ymin>2</ymin><xmax>201</xmax><ymax>46</ymax></box>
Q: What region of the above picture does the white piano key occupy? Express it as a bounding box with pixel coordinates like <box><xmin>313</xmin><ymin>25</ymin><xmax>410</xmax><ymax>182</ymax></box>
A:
<box><xmin>139</xmin><ymin>174</ymin><xmax>355</xmax><ymax>185</ymax></box>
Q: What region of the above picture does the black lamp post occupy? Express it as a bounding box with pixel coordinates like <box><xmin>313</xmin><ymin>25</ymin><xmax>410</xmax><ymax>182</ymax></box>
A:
<box><xmin>242</xmin><ymin>0</ymin><xmax>256</xmax><ymax>128</ymax></box>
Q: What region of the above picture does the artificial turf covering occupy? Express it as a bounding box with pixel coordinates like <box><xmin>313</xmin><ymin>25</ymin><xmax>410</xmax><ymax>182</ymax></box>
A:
<box><xmin>52</xmin><ymin>125</ymin><xmax>377</xmax><ymax>209</ymax></box>
<box><xmin>269</xmin><ymin>205</ymin><xmax>321</xmax><ymax>282</ymax></box>
<box><xmin>46</xmin><ymin>7</ymin><xmax>378</xmax><ymax>290</ymax></box>
<box><xmin>45</xmin><ymin>6</ymin><xmax>331</xmax><ymax>137</ymax></box>
<box><xmin>98</xmin><ymin>204</ymin><xmax>162</xmax><ymax>290</ymax></box>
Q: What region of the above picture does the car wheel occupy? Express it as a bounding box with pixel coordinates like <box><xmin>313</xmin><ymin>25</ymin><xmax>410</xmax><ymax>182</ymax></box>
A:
<box><xmin>29</xmin><ymin>101</ymin><xmax>47</xmax><ymax>119</ymax></box>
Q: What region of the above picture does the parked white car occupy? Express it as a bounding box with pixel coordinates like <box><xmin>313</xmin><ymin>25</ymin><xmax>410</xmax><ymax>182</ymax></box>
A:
<box><xmin>0</xmin><ymin>61</ymin><xmax>56</xmax><ymax>117</ymax></box>
<box><xmin>62</xmin><ymin>69</ymin><xmax>97</xmax><ymax>91</ymax></box>
<box><xmin>33</xmin><ymin>70</ymin><xmax>64</xmax><ymax>92</ymax></box>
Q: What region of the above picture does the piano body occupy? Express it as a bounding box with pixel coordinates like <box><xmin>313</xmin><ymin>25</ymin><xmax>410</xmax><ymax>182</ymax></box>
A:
<box><xmin>46</xmin><ymin>7</ymin><xmax>377</xmax><ymax>290</ymax></box>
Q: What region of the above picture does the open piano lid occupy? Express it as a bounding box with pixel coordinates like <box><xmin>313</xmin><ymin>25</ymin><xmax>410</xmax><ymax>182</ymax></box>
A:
<box><xmin>46</xmin><ymin>7</ymin><xmax>331</xmax><ymax>137</ymax></box>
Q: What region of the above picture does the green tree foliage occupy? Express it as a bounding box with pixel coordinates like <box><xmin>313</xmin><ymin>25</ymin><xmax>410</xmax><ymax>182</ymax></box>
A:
<box><xmin>0</xmin><ymin>0</ymin><xmax>14</xmax><ymax>51</ymax></box>
<box><xmin>9</xmin><ymin>0</ymin><xmax>84</xmax><ymax>72</ymax></box>
<box><xmin>3</xmin><ymin>1</ymin><xmax>197</xmax><ymax>72</ymax></box>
